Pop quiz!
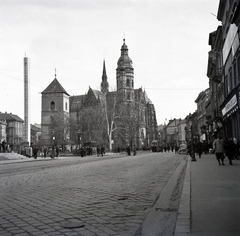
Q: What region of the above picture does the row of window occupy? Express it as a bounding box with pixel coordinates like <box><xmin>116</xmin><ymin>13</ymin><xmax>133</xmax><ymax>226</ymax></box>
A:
<box><xmin>225</xmin><ymin>49</ymin><xmax>240</xmax><ymax>96</ymax></box>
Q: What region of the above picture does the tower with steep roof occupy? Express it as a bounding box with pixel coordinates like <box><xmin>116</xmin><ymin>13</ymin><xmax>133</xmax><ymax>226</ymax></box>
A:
<box><xmin>100</xmin><ymin>60</ymin><xmax>109</xmax><ymax>94</ymax></box>
<box><xmin>41</xmin><ymin>71</ymin><xmax>70</xmax><ymax>146</ymax></box>
<box><xmin>116</xmin><ymin>39</ymin><xmax>134</xmax><ymax>102</ymax></box>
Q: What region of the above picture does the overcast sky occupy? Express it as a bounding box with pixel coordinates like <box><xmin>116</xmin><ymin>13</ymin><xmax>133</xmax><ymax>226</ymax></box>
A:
<box><xmin>0</xmin><ymin>0</ymin><xmax>220</xmax><ymax>125</ymax></box>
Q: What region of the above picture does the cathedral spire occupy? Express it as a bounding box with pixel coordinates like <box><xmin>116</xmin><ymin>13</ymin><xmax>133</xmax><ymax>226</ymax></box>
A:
<box><xmin>101</xmin><ymin>59</ymin><xmax>109</xmax><ymax>94</ymax></box>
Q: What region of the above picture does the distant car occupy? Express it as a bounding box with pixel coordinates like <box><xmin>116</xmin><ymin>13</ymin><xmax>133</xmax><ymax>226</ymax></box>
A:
<box><xmin>178</xmin><ymin>144</ymin><xmax>188</xmax><ymax>155</ymax></box>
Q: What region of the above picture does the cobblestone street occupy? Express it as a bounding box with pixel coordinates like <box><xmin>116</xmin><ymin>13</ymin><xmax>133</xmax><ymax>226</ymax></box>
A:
<box><xmin>0</xmin><ymin>152</ymin><xmax>187</xmax><ymax>236</ymax></box>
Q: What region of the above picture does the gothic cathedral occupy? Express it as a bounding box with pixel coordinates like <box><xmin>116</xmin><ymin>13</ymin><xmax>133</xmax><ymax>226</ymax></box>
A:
<box><xmin>41</xmin><ymin>39</ymin><xmax>158</xmax><ymax>150</ymax></box>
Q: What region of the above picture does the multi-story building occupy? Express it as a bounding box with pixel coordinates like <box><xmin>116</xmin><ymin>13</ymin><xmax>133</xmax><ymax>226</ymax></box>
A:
<box><xmin>217</xmin><ymin>0</ymin><xmax>240</xmax><ymax>140</ymax></box>
<box><xmin>164</xmin><ymin>118</ymin><xmax>182</xmax><ymax>148</ymax></box>
<box><xmin>0</xmin><ymin>112</ymin><xmax>24</xmax><ymax>151</ymax></box>
<box><xmin>207</xmin><ymin>0</ymin><xmax>240</xmax><ymax>141</ymax></box>
<box><xmin>177</xmin><ymin>119</ymin><xmax>187</xmax><ymax>145</ymax></box>
<box><xmin>195</xmin><ymin>88</ymin><xmax>210</xmax><ymax>142</ymax></box>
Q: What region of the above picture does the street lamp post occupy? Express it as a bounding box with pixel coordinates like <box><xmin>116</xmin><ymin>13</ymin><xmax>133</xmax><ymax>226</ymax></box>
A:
<box><xmin>77</xmin><ymin>130</ymin><xmax>81</xmax><ymax>147</ymax></box>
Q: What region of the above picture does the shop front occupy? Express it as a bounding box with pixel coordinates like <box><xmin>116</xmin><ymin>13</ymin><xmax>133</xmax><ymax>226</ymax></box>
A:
<box><xmin>221</xmin><ymin>91</ymin><xmax>240</xmax><ymax>140</ymax></box>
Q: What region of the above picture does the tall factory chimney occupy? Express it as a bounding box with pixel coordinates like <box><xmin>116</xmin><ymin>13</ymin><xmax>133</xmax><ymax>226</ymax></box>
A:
<box><xmin>24</xmin><ymin>55</ymin><xmax>31</xmax><ymax>144</ymax></box>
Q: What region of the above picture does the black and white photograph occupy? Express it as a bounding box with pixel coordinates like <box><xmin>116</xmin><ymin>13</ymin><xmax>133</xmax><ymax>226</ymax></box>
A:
<box><xmin>1</xmin><ymin>0</ymin><xmax>240</xmax><ymax>235</ymax></box>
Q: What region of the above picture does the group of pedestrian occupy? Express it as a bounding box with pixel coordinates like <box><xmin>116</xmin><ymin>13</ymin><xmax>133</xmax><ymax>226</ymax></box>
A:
<box><xmin>0</xmin><ymin>140</ymin><xmax>7</xmax><ymax>153</ymax></box>
<box><xmin>213</xmin><ymin>134</ymin><xmax>239</xmax><ymax>165</ymax></box>
<box><xmin>97</xmin><ymin>145</ymin><xmax>105</xmax><ymax>157</ymax></box>
<box><xmin>126</xmin><ymin>145</ymin><xmax>137</xmax><ymax>156</ymax></box>
<box><xmin>31</xmin><ymin>146</ymin><xmax>59</xmax><ymax>159</ymax></box>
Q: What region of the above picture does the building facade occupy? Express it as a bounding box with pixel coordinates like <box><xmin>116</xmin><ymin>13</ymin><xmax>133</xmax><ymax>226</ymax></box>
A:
<box><xmin>207</xmin><ymin>0</ymin><xmax>240</xmax><ymax>142</ymax></box>
<box><xmin>194</xmin><ymin>88</ymin><xmax>210</xmax><ymax>142</ymax></box>
<box><xmin>31</xmin><ymin>124</ymin><xmax>41</xmax><ymax>146</ymax></box>
<box><xmin>0</xmin><ymin>112</ymin><xmax>24</xmax><ymax>151</ymax></box>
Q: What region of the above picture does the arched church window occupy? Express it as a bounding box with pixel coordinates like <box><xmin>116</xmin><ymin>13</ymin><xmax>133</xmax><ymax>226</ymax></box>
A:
<box><xmin>126</xmin><ymin>79</ymin><xmax>130</xmax><ymax>87</ymax></box>
<box><xmin>50</xmin><ymin>101</ymin><xmax>55</xmax><ymax>111</ymax></box>
<box><xmin>65</xmin><ymin>102</ymin><xmax>68</xmax><ymax>111</ymax></box>
<box><xmin>132</xmin><ymin>81</ymin><xmax>134</xmax><ymax>87</ymax></box>
<box><xmin>127</xmin><ymin>92</ymin><xmax>130</xmax><ymax>100</ymax></box>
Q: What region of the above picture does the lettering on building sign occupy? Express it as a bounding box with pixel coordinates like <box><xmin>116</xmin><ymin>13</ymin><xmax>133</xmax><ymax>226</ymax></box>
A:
<box><xmin>222</xmin><ymin>95</ymin><xmax>237</xmax><ymax>116</ymax></box>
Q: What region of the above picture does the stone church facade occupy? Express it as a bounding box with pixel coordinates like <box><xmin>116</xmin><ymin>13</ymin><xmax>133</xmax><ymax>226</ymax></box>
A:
<box><xmin>41</xmin><ymin>39</ymin><xmax>158</xmax><ymax>150</ymax></box>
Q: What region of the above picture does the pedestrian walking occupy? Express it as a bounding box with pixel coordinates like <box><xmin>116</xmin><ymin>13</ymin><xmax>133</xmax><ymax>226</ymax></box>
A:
<box><xmin>40</xmin><ymin>146</ymin><xmax>44</xmax><ymax>158</ymax></box>
<box><xmin>101</xmin><ymin>145</ymin><xmax>105</xmax><ymax>156</ymax></box>
<box><xmin>233</xmin><ymin>138</ymin><xmax>240</xmax><ymax>160</ymax></box>
<box><xmin>51</xmin><ymin>146</ymin><xmax>56</xmax><ymax>159</ymax></box>
<box><xmin>213</xmin><ymin>134</ymin><xmax>225</xmax><ymax>166</ymax></box>
<box><xmin>43</xmin><ymin>146</ymin><xmax>47</xmax><ymax>158</ymax></box>
<box><xmin>224</xmin><ymin>137</ymin><xmax>235</xmax><ymax>165</ymax></box>
<box><xmin>56</xmin><ymin>146</ymin><xmax>59</xmax><ymax>157</ymax></box>
<box><xmin>2</xmin><ymin>140</ymin><xmax>6</xmax><ymax>153</ymax></box>
<box><xmin>126</xmin><ymin>145</ymin><xmax>131</xmax><ymax>156</ymax></box>
<box><xmin>33</xmin><ymin>146</ymin><xmax>38</xmax><ymax>159</ymax></box>
<box><xmin>97</xmin><ymin>145</ymin><xmax>101</xmax><ymax>156</ymax></box>
<box><xmin>196</xmin><ymin>141</ymin><xmax>203</xmax><ymax>158</ymax></box>
<box><xmin>133</xmin><ymin>145</ymin><xmax>136</xmax><ymax>156</ymax></box>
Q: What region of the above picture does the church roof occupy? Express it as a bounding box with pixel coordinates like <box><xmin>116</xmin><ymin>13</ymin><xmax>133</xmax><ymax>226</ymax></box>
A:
<box><xmin>91</xmin><ymin>89</ymin><xmax>105</xmax><ymax>103</ymax></box>
<box><xmin>42</xmin><ymin>78</ymin><xmax>70</xmax><ymax>96</ymax></box>
<box><xmin>69</xmin><ymin>95</ymin><xmax>86</xmax><ymax>112</ymax></box>
<box><xmin>144</xmin><ymin>90</ymin><xmax>152</xmax><ymax>104</ymax></box>
<box><xmin>134</xmin><ymin>88</ymin><xmax>152</xmax><ymax>104</ymax></box>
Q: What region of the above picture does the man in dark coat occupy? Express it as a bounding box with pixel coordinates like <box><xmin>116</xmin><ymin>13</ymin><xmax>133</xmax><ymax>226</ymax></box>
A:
<box><xmin>224</xmin><ymin>138</ymin><xmax>235</xmax><ymax>165</ymax></box>
<box><xmin>196</xmin><ymin>141</ymin><xmax>203</xmax><ymax>158</ymax></box>
<box><xmin>33</xmin><ymin>146</ymin><xmax>38</xmax><ymax>159</ymax></box>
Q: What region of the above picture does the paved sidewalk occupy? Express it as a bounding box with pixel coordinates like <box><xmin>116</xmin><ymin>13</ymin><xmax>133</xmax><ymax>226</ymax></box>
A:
<box><xmin>190</xmin><ymin>154</ymin><xmax>240</xmax><ymax>236</ymax></box>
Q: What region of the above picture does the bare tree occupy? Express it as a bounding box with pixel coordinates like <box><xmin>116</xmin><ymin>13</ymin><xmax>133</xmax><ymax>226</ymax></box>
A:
<box><xmin>102</xmin><ymin>90</ymin><xmax>123</xmax><ymax>151</ymax></box>
<box><xmin>49</xmin><ymin>111</ymin><xmax>70</xmax><ymax>146</ymax></box>
<box><xmin>80</xmin><ymin>106</ymin><xmax>106</xmax><ymax>144</ymax></box>
<box><xmin>116</xmin><ymin>102</ymin><xmax>141</xmax><ymax>147</ymax></box>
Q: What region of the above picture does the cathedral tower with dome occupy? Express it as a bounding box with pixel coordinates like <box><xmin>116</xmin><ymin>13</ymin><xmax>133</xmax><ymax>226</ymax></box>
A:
<box><xmin>116</xmin><ymin>39</ymin><xmax>135</xmax><ymax>103</ymax></box>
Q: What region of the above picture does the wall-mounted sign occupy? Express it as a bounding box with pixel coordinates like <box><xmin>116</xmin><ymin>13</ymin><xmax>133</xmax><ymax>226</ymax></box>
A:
<box><xmin>222</xmin><ymin>94</ymin><xmax>237</xmax><ymax>116</ymax></box>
